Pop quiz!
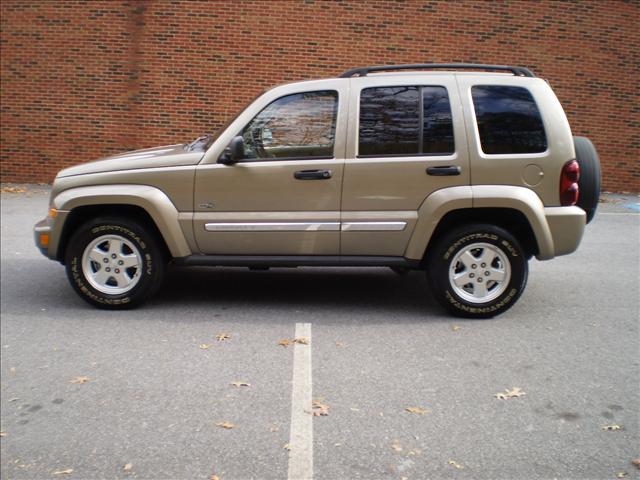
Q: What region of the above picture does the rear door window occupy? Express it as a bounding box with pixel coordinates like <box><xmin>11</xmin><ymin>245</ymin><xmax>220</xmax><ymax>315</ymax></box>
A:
<box><xmin>471</xmin><ymin>85</ymin><xmax>547</xmax><ymax>154</ymax></box>
<box><xmin>358</xmin><ymin>86</ymin><xmax>454</xmax><ymax>156</ymax></box>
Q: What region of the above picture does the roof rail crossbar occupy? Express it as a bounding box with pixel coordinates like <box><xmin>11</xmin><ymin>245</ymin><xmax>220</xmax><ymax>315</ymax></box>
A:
<box><xmin>339</xmin><ymin>63</ymin><xmax>536</xmax><ymax>78</ymax></box>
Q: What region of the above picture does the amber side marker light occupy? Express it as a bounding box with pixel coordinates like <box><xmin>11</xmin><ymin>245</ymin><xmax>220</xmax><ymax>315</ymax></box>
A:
<box><xmin>48</xmin><ymin>208</ymin><xmax>58</xmax><ymax>218</ymax></box>
<box><xmin>39</xmin><ymin>233</ymin><xmax>50</xmax><ymax>247</ymax></box>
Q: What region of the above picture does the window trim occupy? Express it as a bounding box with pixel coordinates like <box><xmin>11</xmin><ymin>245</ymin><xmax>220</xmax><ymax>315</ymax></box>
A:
<box><xmin>356</xmin><ymin>84</ymin><xmax>455</xmax><ymax>159</ymax></box>
<box><xmin>235</xmin><ymin>89</ymin><xmax>339</xmax><ymax>163</ymax></box>
<box><xmin>469</xmin><ymin>84</ymin><xmax>550</xmax><ymax>158</ymax></box>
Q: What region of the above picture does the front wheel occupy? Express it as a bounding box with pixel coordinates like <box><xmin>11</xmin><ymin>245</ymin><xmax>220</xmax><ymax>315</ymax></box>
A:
<box><xmin>427</xmin><ymin>224</ymin><xmax>528</xmax><ymax>318</ymax></box>
<box><xmin>65</xmin><ymin>217</ymin><xmax>166</xmax><ymax>309</ymax></box>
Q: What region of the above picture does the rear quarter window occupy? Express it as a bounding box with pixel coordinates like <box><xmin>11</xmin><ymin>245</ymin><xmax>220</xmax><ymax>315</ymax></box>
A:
<box><xmin>471</xmin><ymin>85</ymin><xmax>547</xmax><ymax>155</ymax></box>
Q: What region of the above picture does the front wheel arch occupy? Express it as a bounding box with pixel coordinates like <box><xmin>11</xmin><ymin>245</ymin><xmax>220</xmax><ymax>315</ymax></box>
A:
<box><xmin>57</xmin><ymin>205</ymin><xmax>170</xmax><ymax>264</ymax></box>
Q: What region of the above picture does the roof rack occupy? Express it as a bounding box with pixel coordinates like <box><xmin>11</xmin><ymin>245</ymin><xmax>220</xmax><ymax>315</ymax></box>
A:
<box><xmin>339</xmin><ymin>63</ymin><xmax>536</xmax><ymax>78</ymax></box>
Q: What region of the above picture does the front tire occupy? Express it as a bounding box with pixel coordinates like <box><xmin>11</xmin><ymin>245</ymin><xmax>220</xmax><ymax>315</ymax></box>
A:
<box><xmin>427</xmin><ymin>224</ymin><xmax>528</xmax><ymax>318</ymax></box>
<box><xmin>65</xmin><ymin>217</ymin><xmax>166</xmax><ymax>309</ymax></box>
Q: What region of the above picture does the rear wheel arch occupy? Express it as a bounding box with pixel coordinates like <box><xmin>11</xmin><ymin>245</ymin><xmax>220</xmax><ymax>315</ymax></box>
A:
<box><xmin>421</xmin><ymin>207</ymin><xmax>539</xmax><ymax>266</ymax></box>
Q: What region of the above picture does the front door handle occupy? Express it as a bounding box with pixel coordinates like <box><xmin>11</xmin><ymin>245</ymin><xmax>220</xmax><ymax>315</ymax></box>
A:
<box><xmin>294</xmin><ymin>169</ymin><xmax>332</xmax><ymax>180</ymax></box>
<box><xmin>426</xmin><ymin>166</ymin><xmax>461</xmax><ymax>176</ymax></box>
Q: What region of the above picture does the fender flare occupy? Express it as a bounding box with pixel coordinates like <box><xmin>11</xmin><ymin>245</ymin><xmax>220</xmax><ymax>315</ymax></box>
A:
<box><xmin>52</xmin><ymin>184</ymin><xmax>192</xmax><ymax>258</ymax></box>
<box><xmin>404</xmin><ymin>185</ymin><xmax>555</xmax><ymax>261</ymax></box>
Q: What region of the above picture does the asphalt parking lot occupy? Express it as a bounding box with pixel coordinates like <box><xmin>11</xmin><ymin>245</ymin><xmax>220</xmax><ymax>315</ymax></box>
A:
<box><xmin>1</xmin><ymin>186</ymin><xmax>638</xmax><ymax>480</ymax></box>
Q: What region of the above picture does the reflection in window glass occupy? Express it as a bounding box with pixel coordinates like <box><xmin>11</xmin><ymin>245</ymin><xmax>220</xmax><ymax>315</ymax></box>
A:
<box><xmin>358</xmin><ymin>86</ymin><xmax>454</xmax><ymax>156</ymax></box>
<box><xmin>241</xmin><ymin>91</ymin><xmax>338</xmax><ymax>160</ymax></box>
<box><xmin>359</xmin><ymin>87</ymin><xmax>420</xmax><ymax>156</ymax></box>
<box><xmin>472</xmin><ymin>85</ymin><xmax>547</xmax><ymax>154</ymax></box>
<box><xmin>422</xmin><ymin>86</ymin><xmax>454</xmax><ymax>154</ymax></box>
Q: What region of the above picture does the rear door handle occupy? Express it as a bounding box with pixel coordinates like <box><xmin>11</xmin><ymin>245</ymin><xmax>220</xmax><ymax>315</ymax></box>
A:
<box><xmin>426</xmin><ymin>166</ymin><xmax>461</xmax><ymax>176</ymax></box>
<box><xmin>294</xmin><ymin>169</ymin><xmax>332</xmax><ymax>180</ymax></box>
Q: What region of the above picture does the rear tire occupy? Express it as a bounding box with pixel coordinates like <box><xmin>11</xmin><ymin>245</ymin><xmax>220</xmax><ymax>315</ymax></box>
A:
<box><xmin>427</xmin><ymin>224</ymin><xmax>528</xmax><ymax>318</ymax></box>
<box><xmin>573</xmin><ymin>136</ymin><xmax>601</xmax><ymax>224</ymax></box>
<box><xmin>64</xmin><ymin>217</ymin><xmax>166</xmax><ymax>309</ymax></box>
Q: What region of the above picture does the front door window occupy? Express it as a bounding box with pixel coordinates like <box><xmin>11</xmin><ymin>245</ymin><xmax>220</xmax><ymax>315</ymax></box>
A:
<box><xmin>240</xmin><ymin>91</ymin><xmax>338</xmax><ymax>160</ymax></box>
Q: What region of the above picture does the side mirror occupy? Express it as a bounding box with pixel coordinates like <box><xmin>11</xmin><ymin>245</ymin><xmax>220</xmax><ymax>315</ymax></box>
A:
<box><xmin>219</xmin><ymin>136</ymin><xmax>244</xmax><ymax>165</ymax></box>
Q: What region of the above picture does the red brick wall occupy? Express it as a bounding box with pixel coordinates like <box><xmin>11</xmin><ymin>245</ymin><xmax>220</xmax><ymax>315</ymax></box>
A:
<box><xmin>1</xmin><ymin>0</ymin><xmax>638</xmax><ymax>191</ymax></box>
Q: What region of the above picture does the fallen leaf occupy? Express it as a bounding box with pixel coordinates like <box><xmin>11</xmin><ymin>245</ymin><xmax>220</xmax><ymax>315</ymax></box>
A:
<box><xmin>210</xmin><ymin>475</ymin><xmax>220</xmax><ymax>480</ymax></box>
<box><xmin>452</xmin><ymin>325</ymin><xmax>461</xmax><ymax>331</ymax></box>
<box><xmin>1</xmin><ymin>187</ymin><xmax>26</xmax><ymax>193</ymax></box>
<box><xmin>405</xmin><ymin>406</ymin><xmax>429</xmax><ymax>415</ymax></box>
<box><xmin>0</xmin><ymin>431</ymin><xmax>6</xmax><ymax>437</ymax></box>
<box><xmin>123</xmin><ymin>463</ymin><xmax>133</xmax><ymax>471</ymax></box>
<box><xmin>495</xmin><ymin>387</ymin><xmax>525</xmax><ymax>399</ymax></box>
<box><xmin>278</xmin><ymin>339</ymin><xmax>291</xmax><ymax>347</ymax></box>
<box><xmin>216</xmin><ymin>333</ymin><xmax>231</xmax><ymax>341</ymax></box>
<box><xmin>199</xmin><ymin>344</ymin><xmax>212</xmax><ymax>350</ymax></box>
<box><xmin>312</xmin><ymin>400</ymin><xmax>329</xmax><ymax>416</ymax></box>
<box><xmin>391</xmin><ymin>440</ymin><xmax>403</xmax><ymax>452</ymax></box>
<box><xmin>283</xmin><ymin>443</ymin><xmax>291</xmax><ymax>451</ymax></box>
<box><xmin>293</xmin><ymin>337</ymin><xmax>310</xmax><ymax>345</ymax></box>
<box><xmin>617</xmin><ymin>472</ymin><xmax>628</xmax><ymax>478</ymax></box>
<box><xmin>215</xmin><ymin>421</ymin><xmax>235</xmax><ymax>429</ymax></box>
<box><xmin>602</xmin><ymin>424</ymin><xmax>623</xmax><ymax>431</ymax></box>
<box><xmin>632</xmin><ymin>459</ymin><xmax>640</xmax><ymax>469</ymax></box>
<box><xmin>230</xmin><ymin>381</ymin><xmax>250</xmax><ymax>388</ymax></box>
<box><xmin>70</xmin><ymin>376</ymin><xmax>90</xmax><ymax>384</ymax></box>
<box><xmin>52</xmin><ymin>469</ymin><xmax>74</xmax><ymax>475</ymax></box>
<box><xmin>335</xmin><ymin>341</ymin><xmax>345</xmax><ymax>347</ymax></box>
<box><xmin>448</xmin><ymin>460</ymin><xmax>464</xmax><ymax>469</ymax></box>
<box><xmin>270</xmin><ymin>425</ymin><xmax>279</xmax><ymax>432</ymax></box>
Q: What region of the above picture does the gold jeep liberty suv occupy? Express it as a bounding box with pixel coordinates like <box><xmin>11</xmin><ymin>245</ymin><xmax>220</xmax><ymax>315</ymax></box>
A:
<box><xmin>34</xmin><ymin>63</ymin><xmax>601</xmax><ymax>318</ymax></box>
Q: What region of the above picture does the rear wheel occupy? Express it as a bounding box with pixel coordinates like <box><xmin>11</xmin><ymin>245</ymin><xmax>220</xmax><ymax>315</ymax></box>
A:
<box><xmin>427</xmin><ymin>224</ymin><xmax>528</xmax><ymax>318</ymax></box>
<box><xmin>65</xmin><ymin>217</ymin><xmax>166</xmax><ymax>309</ymax></box>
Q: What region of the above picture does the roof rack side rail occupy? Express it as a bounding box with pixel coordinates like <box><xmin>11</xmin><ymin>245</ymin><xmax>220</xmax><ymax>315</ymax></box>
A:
<box><xmin>339</xmin><ymin>63</ymin><xmax>536</xmax><ymax>78</ymax></box>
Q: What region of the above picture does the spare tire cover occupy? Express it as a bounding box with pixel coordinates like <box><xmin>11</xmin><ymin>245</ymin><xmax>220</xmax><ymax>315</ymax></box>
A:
<box><xmin>573</xmin><ymin>136</ymin><xmax>601</xmax><ymax>224</ymax></box>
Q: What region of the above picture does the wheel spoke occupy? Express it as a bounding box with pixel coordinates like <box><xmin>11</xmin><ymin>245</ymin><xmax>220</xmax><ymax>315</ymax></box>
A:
<box><xmin>478</xmin><ymin>248</ymin><xmax>497</xmax><ymax>266</ymax></box>
<box><xmin>487</xmin><ymin>268</ymin><xmax>506</xmax><ymax>283</ymax></box>
<box><xmin>88</xmin><ymin>247</ymin><xmax>107</xmax><ymax>264</ymax></box>
<box><xmin>93</xmin><ymin>268</ymin><xmax>112</xmax><ymax>286</ymax></box>
<box><xmin>107</xmin><ymin>238</ymin><xmax>123</xmax><ymax>256</ymax></box>
<box><xmin>120</xmin><ymin>254</ymin><xmax>139</xmax><ymax>269</ymax></box>
<box><xmin>472</xmin><ymin>281</ymin><xmax>489</xmax><ymax>298</ymax></box>
<box><xmin>453</xmin><ymin>271</ymin><xmax>473</xmax><ymax>287</ymax></box>
<box><xmin>458</xmin><ymin>250</ymin><xmax>478</xmax><ymax>269</ymax></box>
<box><xmin>113</xmin><ymin>271</ymin><xmax>131</xmax><ymax>288</ymax></box>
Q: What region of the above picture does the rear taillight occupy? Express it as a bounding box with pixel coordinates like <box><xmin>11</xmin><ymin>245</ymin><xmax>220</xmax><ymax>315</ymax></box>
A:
<box><xmin>560</xmin><ymin>160</ymin><xmax>580</xmax><ymax>206</ymax></box>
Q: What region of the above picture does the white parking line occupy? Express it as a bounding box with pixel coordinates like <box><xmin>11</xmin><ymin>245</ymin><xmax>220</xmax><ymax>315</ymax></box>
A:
<box><xmin>287</xmin><ymin>322</ymin><xmax>313</xmax><ymax>480</ymax></box>
<box><xmin>598</xmin><ymin>212</ymin><xmax>639</xmax><ymax>215</ymax></box>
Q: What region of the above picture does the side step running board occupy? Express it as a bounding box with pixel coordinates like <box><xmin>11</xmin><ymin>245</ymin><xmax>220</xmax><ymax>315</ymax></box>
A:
<box><xmin>174</xmin><ymin>255</ymin><xmax>421</xmax><ymax>269</ymax></box>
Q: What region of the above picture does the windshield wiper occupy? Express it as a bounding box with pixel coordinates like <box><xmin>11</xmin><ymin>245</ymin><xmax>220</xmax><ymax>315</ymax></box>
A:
<box><xmin>185</xmin><ymin>134</ymin><xmax>212</xmax><ymax>151</ymax></box>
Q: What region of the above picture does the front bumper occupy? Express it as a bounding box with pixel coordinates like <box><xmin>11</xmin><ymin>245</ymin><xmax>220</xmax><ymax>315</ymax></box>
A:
<box><xmin>34</xmin><ymin>218</ymin><xmax>51</xmax><ymax>257</ymax></box>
